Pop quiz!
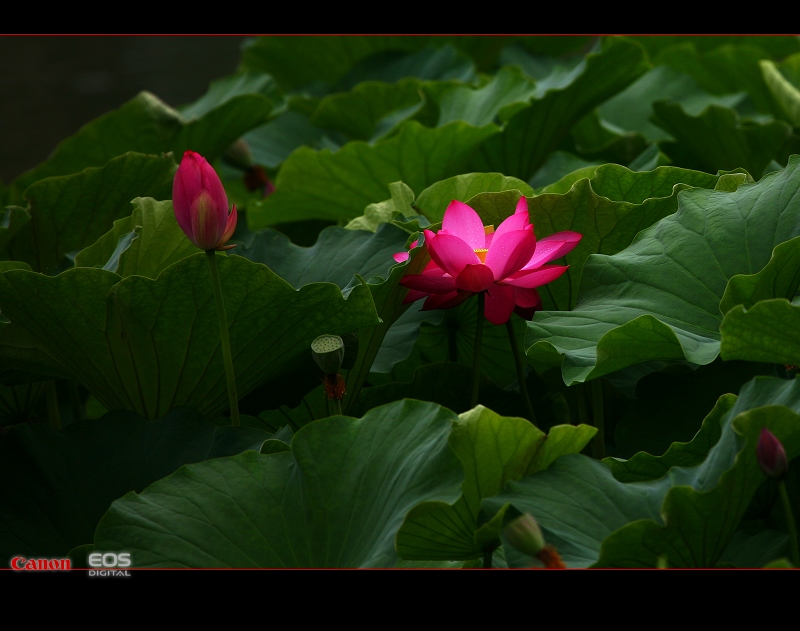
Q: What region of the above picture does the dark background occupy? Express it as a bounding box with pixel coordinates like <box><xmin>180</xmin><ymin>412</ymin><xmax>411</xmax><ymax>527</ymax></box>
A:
<box><xmin>0</xmin><ymin>35</ymin><xmax>248</xmax><ymax>185</ymax></box>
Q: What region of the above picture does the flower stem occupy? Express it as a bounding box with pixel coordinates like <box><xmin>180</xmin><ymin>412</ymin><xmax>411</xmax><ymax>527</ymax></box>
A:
<box><xmin>205</xmin><ymin>250</ymin><xmax>240</xmax><ymax>426</ymax></box>
<box><xmin>483</xmin><ymin>548</ymin><xmax>493</xmax><ymax>569</ymax></box>
<box><xmin>331</xmin><ymin>398</ymin><xmax>342</xmax><ymax>417</ymax></box>
<box><xmin>779</xmin><ymin>479</ymin><xmax>800</xmax><ymax>567</ymax></box>
<box><xmin>505</xmin><ymin>319</ymin><xmax>537</xmax><ymax>427</ymax></box>
<box><xmin>471</xmin><ymin>293</ymin><xmax>485</xmax><ymax>409</ymax></box>
<box><xmin>590</xmin><ymin>379</ymin><xmax>606</xmax><ymax>460</ymax></box>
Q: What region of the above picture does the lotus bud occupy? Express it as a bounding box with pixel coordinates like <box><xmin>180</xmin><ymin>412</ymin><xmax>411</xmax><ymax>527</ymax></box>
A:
<box><xmin>172</xmin><ymin>150</ymin><xmax>237</xmax><ymax>251</ymax></box>
<box><xmin>503</xmin><ymin>513</ymin><xmax>546</xmax><ymax>557</ymax></box>
<box><xmin>311</xmin><ymin>335</ymin><xmax>345</xmax><ymax>376</ymax></box>
<box><xmin>757</xmin><ymin>428</ymin><xmax>788</xmax><ymax>480</ymax></box>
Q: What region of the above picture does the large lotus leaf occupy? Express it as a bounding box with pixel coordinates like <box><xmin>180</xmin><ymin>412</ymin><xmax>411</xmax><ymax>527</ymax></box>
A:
<box><xmin>74</xmin><ymin>198</ymin><xmax>197</xmax><ymax>279</ymax></box>
<box><xmin>179</xmin><ymin>71</ymin><xmax>282</xmax><ymax>120</ymax></box>
<box><xmin>396</xmin><ymin>405</ymin><xmax>595</xmax><ymax>560</ymax></box>
<box><xmin>5</xmin><ymin>153</ymin><xmax>176</xmax><ymax>273</ymax></box>
<box><xmin>0</xmin><ymin>407</ymin><xmax>269</xmax><ymax>559</ymax></box>
<box><xmin>0</xmin><ymin>381</ymin><xmax>46</xmax><ymax>424</ymax></box>
<box><xmin>0</xmin><ymin>320</ymin><xmax>72</xmax><ymax>386</ymax></box>
<box><xmin>565</xmin><ymin>110</ymin><xmax>650</xmax><ymax>167</ymax></box>
<box><xmin>719</xmin><ymin>235</ymin><xmax>800</xmax><ymax>315</ymax></box>
<box><xmin>598</xmin><ymin>65</ymin><xmax>748</xmax><ymax>143</ymax></box>
<box><xmin>468</xmin><ymin>37</ymin><xmax>648</xmax><ymax>181</ymax></box>
<box><xmin>526</xmin><ymin>165</ymin><xmax>721</xmax><ymax>311</ymax></box>
<box><xmin>483</xmin><ymin>376</ymin><xmax>800</xmax><ymax>567</ymax></box>
<box><xmin>651</xmin><ymin>43</ymin><xmax>782</xmax><ymax>116</ymax></box>
<box><xmin>242</xmin><ymin>110</ymin><xmax>327</xmax><ymax>170</ymax></box>
<box><xmin>435</xmin><ymin>66</ymin><xmax>538</xmax><ymax>127</ymax></box>
<box><xmin>0</xmin><ymin>254</ymin><xmax>379</xmax><ymax>419</ymax></box>
<box><xmin>651</xmin><ymin>102</ymin><xmax>799</xmax><ymax>176</ymax></box>
<box><xmin>414</xmin><ymin>172</ymin><xmax>534</xmax><ymax>222</ymax></box>
<box><xmin>335</xmin><ymin>45</ymin><xmax>476</xmax><ymax>93</ymax></box>
<box><xmin>526</xmin><ymin>156</ymin><xmax>800</xmax><ymax>386</ymax></box>
<box><xmin>720</xmin><ymin>299</ymin><xmax>800</xmax><ymax>366</ymax></box>
<box><xmin>10</xmin><ymin>91</ymin><xmax>273</xmax><ymax>202</ymax></box>
<box><xmin>311</xmin><ymin>78</ymin><xmax>425</xmax><ymax>141</ymax></box>
<box><xmin>236</xmin><ymin>222</ymin><xmax>404</xmax><ymax>290</ymax></box>
<box><xmin>247</xmin><ymin>120</ymin><xmax>499</xmax><ymax>228</ymax></box>
<box><xmin>631</xmin><ymin>36</ymin><xmax>800</xmax><ymax>60</ymax></box>
<box><xmin>0</xmin><ymin>207</ymin><xmax>30</xmax><ymax>255</ymax></box>
<box><xmin>596</xmin><ymin>377</ymin><xmax>800</xmax><ymax>567</ymax></box>
<box><xmin>236</xmin><ymin>221</ymin><xmax>435</xmax><ymax>387</ymax></box>
<box><xmin>239</xmin><ymin>36</ymin><xmax>433</xmax><ymax>91</ymax></box>
<box><xmin>612</xmin><ymin>361</ymin><xmax>772</xmax><ymax>461</ymax></box>
<box><xmin>344</xmin><ymin>181</ymin><xmax>418</xmax><ymax>232</ymax></box>
<box><xmin>606</xmin><ymin>394</ymin><xmax>736</xmax><ymax>483</ymax></box>
<box><xmin>89</xmin><ymin>400</ymin><xmax>463</xmax><ymax>567</ymax></box>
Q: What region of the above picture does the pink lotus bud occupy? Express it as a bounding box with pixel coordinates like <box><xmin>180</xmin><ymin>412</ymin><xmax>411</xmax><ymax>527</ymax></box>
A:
<box><xmin>503</xmin><ymin>513</ymin><xmax>546</xmax><ymax>557</ymax></box>
<box><xmin>757</xmin><ymin>428</ymin><xmax>788</xmax><ymax>480</ymax></box>
<box><xmin>173</xmin><ymin>150</ymin><xmax>238</xmax><ymax>251</ymax></box>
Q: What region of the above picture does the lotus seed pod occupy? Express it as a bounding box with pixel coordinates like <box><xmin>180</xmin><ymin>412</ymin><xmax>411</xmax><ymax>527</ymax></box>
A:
<box><xmin>311</xmin><ymin>334</ymin><xmax>345</xmax><ymax>375</ymax></box>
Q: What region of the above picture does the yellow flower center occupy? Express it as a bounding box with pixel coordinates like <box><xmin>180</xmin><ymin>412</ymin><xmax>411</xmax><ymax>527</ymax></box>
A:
<box><xmin>475</xmin><ymin>249</ymin><xmax>488</xmax><ymax>263</ymax></box>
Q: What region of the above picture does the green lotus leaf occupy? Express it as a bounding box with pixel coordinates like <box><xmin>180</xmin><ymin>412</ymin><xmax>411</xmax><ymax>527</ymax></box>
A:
<box><xmin>396</xmin><ymin>405</ymin><xmax>595</xmax><ymax>561</ymax></box>
<box><xmin>0</xmin><ymin>407</ymin><xmax>269</xmax><ymax>559</ymax></box>
<box><xmin>74</xmin><ymin>198</ymin><xmax>198</xmax><ymax>279</ymax></box>
<box><xmin>652</xmin><ymin>101</ymin><xmax>799</xmax><ymax>176</ymax></box>
<box><xmin>179</xmin><ymin>71</ymin><xmax>282</xmax><ymax>120</ymax></box>
<box><xmin>0</xmin><ymin>254</ymin><xmax>379</xmax><ymax>419</ymax></box>
<box><xmin>0</xmin><ymin>207</ymin><xmax>30</xmax><ymax>255</ymax></box>
<box><xmin>90</xmin><ymin>400</ymin><xmax>463</xmax><ymax>567</ymax></box>
<box><xmin>631</xmin><ymin>36</ymin><xmax>800</xmax><ymax>60</ymax></box>
<box><xmin>0</xmin><ymin>381</ymin><xmax>47</xmax><ymax>424</ymax></box>
<box><xmin>435</xmin><ymin>66</ymin><xmax>538</xmax><ymax>127</ymax></box>
<box><xmin>650</xmin><ymin>43</ymin><xmax>783</xmax><ymax>116</ymax></box>
<box><xmin>597</xmin><ymin>65</ymin><xmax>748</xmax><ymax>143</ymax></box>
<box><xmin>239</xmin><ymin>36</ymin><xmax>433</xmax><ymax>91</ymax></box>
<box><xmin>0</xmin><ymin>319</ymin><xmax>72</xmax><ymax>386</ymax></box>
<box><xmin>344</xmin><ymin>181</ymin><xmax>417</xmax><ymax>232</ymax></box>
<box><xmin>762</xmin><ymin>58</ymin><xmax>800</xmax><ymax>129</ymax></box>
<box><xmin>483</xmin><ymin>376</ymin><xmax>800</xmax><ymax>567</ymax></box>
<box><xmin>526</xmin><ymin>156</ymin><xmax>800</xmax><ymax>385</ymax></box>
<box><xmin>720</xmin><ymin>299</ymin><xmax>800</xmax><ymax>366</ymax></box>
<box><xmin>415</xmin><ymin>172</ymin><xmax>534</xmax><ymax>222</ymax></box>
<box><xmin>247</xmin><ymin>120</ymin><xmax>499</xmax><ymax>228</ymax></box>
<box><xmin>469</xmin><ymin>37</ymin><xmax>649</xmax><ymax>181</ymax></box>
<box><xmin>610</xmin><ymin>359</ymin><xmax>772</xmax><ymax>462</ymax></box>
<box><xmin>719</xmin><ymin>235</ymin><xmax>800</xmax><ymax>315</ymax></box>
<box><xmin>10</xmin><ymin>91</ymin><xmax>273</xmax><ymax>202</ymax></box>
<box><xmin>242</xmin><ymin>110</ymin><xmax>327</xmax><ymax>171</ymax></box>
<box><xmin>311</xmin><ymin>78</ymin><xmax>425</xmax><ymax>141</ymax></box>
<box><xmin>526</xmin><ymin>164</ymin><xmax>720</xmax><ymax>311</ymax></box>
<box><xmin>5</xmin><ymin>153</ymin><xmax>176</xmax><ymax>273</ymax></box>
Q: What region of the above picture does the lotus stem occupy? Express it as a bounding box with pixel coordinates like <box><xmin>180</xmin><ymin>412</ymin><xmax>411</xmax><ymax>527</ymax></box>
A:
<box><xmin>331</xmin><ymin>398</ymin><xmax>342</xmax><ymax>417</ymax></box>
<box><xmin>471</xmin><ymin>293</ymin><xmax>485</xmax><ymax>408</ymax></box>
<box><xmin>483</xmin><ymin>548</ymin><xmax>493</xmax><ymax>569</ymax></box>
<box><xmin>505</xmin><ymin>319</ymin><xmax>537</xmax><ymax>427</ymax></box>
<box><xmin>590</xmin><ymin>379</ymin><xmax>606</xmax><ymax>459</ymax></box>
<box><xmin>779</xmin><ymin>480</ymin><xmax>800</xmax><ymax>567</ymax></box>
<box><xmin>205</xmin><ymin>250</ymin><xmax>240</xmax><ymax>426</ymax></box>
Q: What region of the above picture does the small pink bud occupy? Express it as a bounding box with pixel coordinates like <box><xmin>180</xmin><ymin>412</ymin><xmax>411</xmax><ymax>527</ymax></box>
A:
<box><xmin>173</xmin><ymin>150</ymin><xmax>237</xmax><ymax>251</ymax></box>
<box><xmin>503</xmin><ymin>513</ymin><xmax>546</xmax><ymax>557</ymax></box>
<box><xmin>757</xmin><ymin>428</ymin><xmax>788</xmax><ymax>480</ymax></box>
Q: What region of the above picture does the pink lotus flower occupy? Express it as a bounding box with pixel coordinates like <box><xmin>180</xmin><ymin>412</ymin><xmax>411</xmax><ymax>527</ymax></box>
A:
<box><xmin>398</xmin><ymin>198</ymin><xmax>581</xmax><ymax>325</ymax></box>
<box><xmin>173</xmin><ymin>150</ymin><xmax>238</xmax><ymax>251</ymax></box>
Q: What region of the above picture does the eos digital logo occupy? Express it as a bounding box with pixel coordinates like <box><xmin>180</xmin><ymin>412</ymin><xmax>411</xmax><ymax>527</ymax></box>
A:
<box><xmin>87</xmin><ymin>552</ymin><xmax>132</xmax><ymax>577</ymax></box>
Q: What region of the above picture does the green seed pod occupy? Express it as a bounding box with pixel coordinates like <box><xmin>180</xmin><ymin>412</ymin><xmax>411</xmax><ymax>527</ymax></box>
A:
<box><xmin>311</xmin><ymin>334</ymin><xmax>345</xmax><ymax>375</ymax></box>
